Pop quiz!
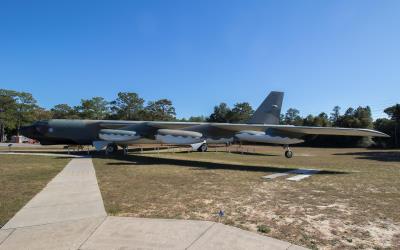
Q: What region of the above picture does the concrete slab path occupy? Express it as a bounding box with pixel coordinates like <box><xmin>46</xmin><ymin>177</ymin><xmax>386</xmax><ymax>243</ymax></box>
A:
<box><xmin>0</xmin><ymin>152</ymin><xmax>83</xmax><ymax>158</ymax></box>
<box><xmin>0</xmin><ymin>156</ymin><xmax>307</xmax><ymax>250</ymax></box>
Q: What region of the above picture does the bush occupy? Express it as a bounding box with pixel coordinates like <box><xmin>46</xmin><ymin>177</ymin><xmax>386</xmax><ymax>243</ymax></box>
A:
<box><xmin>257</xmin><ymin>224</ymin><xmax>271</xmax><ymax>234</ymax></box>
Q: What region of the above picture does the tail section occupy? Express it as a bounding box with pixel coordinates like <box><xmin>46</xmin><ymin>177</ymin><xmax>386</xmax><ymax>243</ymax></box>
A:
<box><xmin>248</xmin><ymin>91</ymin><xmax>284</xmax><ymax>125</ymax></box>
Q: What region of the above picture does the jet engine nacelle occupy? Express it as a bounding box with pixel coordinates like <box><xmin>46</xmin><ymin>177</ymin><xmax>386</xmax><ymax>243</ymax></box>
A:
<box><xmin>156</xmin><ymin>129</ymin><xmax>204</xmax><ymax>145</ymax></box>
<box><xmin>99</xmin><ymin>129</ymin><xmax>141</xmax><ymax>143</ymax></box>
<box><xmin>235</xmin><ymin>130</ymin><xmax>304</xmax><ymax>145</ymax></box>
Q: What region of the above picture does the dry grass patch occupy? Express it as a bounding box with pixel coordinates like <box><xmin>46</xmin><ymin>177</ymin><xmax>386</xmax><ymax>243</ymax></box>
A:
<box><xmin>93</xmin><ymin>146</ymin><xmax>400</xmax><ymax>249</ymax></box>
<box><xmin>0</xmin><ymin>155</ymin><xmax>69</xmax><ymax>227</ymax></box>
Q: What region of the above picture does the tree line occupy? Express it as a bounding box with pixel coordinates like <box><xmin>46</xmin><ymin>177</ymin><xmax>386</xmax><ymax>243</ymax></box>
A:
<box><xmin>0</xmin><ymin>89</ymin><xmax>399</xmax><ymax>148</ymax></box>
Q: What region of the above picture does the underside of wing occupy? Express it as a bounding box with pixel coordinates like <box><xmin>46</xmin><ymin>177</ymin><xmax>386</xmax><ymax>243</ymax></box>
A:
<box><xmin>212</xmin><ymin>123</ymin><xmax>389</xmax><ymax>137</ymax></box>
<box><xmin>272</xmin><ymin>126</ymin><xmax>390</xmax><ymax>137</ymax></box>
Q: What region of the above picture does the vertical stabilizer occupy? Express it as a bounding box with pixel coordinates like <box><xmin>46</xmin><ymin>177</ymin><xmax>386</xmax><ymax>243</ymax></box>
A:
<box><xmin>248</xmin><ymin>91</ymin><xmax>284</xmax><ymax>124</ymax></box>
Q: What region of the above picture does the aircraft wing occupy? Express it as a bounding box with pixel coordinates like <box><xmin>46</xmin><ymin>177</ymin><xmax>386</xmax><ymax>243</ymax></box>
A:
<box><xmin>97</xmin><ymin>120</ymin><xmax>389</xmax><ymax>138</ymax></box>
<box><xmin>211</xmin><ymin>124</ymin><xmax>390</xmax><ymax>137</ymax></box>
<box><xmin>98</xmin><ymin>121</ymin><xmax>203</xmax><ymax>129</ymax></box>
<box><xmin>147</xmin><ymin>121</ymin><xmax>204</xmax><ymax>129</ymax></box>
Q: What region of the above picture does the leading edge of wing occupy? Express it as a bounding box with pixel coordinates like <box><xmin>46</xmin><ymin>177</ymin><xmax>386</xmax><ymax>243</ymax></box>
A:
<box><xmin>273</xmin><ymin>126</ymin><xmax>390</xmax><ymax>137</ymax></box>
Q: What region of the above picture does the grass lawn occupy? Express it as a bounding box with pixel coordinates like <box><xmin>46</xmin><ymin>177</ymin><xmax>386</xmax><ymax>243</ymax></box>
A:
<box><xmin>0</xmin><ymin>155</ymin><xmax>70</xmax><ymax>228</ymax></box>
<box><xmin>93</xmin><ymin>145</ymin><xmax>400</xmax><ymax>249</ymax></box>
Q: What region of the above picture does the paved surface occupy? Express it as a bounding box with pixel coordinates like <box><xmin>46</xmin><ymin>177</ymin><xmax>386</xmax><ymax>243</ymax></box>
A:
<box><xmin>0</xmin><ymin>156</ymin><xmax>307</xmax><ymax>250</ymax></box>
<box><xmin>0</xmin><ymin>152</ymin><xmax>83</xmax><ymax>157</ymax></box>
<box><xmin>0</xmin><ymin>143</ymin><xmax>44</xmax><ymax>147</ymax></box>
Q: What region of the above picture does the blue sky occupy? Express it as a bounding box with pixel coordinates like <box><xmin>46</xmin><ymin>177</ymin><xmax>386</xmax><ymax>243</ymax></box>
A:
<box><xmin>1</xmin><ymin>0</ymin><xmax>399</xmax><ymax>119</ymax></box>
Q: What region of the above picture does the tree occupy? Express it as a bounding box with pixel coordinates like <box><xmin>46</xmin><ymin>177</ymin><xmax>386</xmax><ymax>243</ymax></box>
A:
<box><xmin>227</xmin><ymin>102</ymin><xmax>254</xmax><ymax>123</ymax></box>
<box><xmin>0</xmin><ymin>89</ymin><xmax>44</xmax><ymax>138</ymax></box>
<box><xmin>330</xmin><ymin>106</ymin><xmax>341</xmax><ymax>126</ymax></box>
<box><xmin>144</xmin><ymin>99</ymin><xmax>176</xmax><ymax>121</ymax></box>
<box><xmin>374</xmin><ymin>118</ymin><xmax>396</xmax><ymax>148</ymax></box>
<box><xmin>384</xmin><ymin>104</ymin><xmax>400</xmax><ymax>147</ymax></box>
<box><xmin>284</xmin><ymin>108</ymin><xmax>302</xmax><ymax>125</ymax></box>
<box><xmin>337</xmin><ymin>106</ymin><xmax>372</xmax><ymax>129</ymax></box>
<box><xmin>316</xmin><ymin>112</ymin><xmax>330</xmax><ymax>127</ymax></box>
<box><xmin>207</xmin><ymin>103</ymin><xmax>231</xmax><ymax>123</ymax></box>
<box><xmin>279</xmin><ymin>114</ymin><xmax>285</xmax><ymax>125</ymax></box>
<box><xmin>354</xmin><ymin>106</ymin><xmax>373</xmax><ymax>128</ymax></box>
<box><xmin>110</xmin><ymin>92</ymin><xmax>145</xmax><ymax>120</ymax></box>
<box><xmin>76</xmin><ymin>97</ymin><xmax>109</xmax><ymax>119</ymax></box>
<box><xmin>15</xmin><ymin>91</ymin><xmax>39</xmax><ymax>133</ymax></box>
<box><xmin>0</xmin><ymin>90</ymin><xmax>18</xmax><ymax>141</ymax></box>
<box><xmin>33</xmin><ymin>107</ymin><xmax>53</xmax><ymax>121</ymax></box>
<box><xmin>337</xmin><ymin>107</ymin><xmax>356</xmax><ymax>128</ymax></box>
<box><xmin>187</xmin><ymin>116</ymin><xmax>206</xmax><ymax>122</ymax></box>
<box><xmin>51</xmin><ymin>104</ymin><xmax>79</xmax><ymax>119</ymax></box>
<box><xmin>302</xmin><ymin>113</ymin><xmax>330</xmax><ymax>127</ymax></box>
<box><xmin>384</xmin><ymin>104</ymin><xmax>400</xmax><ymax>120</ymax></box>
<box><xmin>302</xmin><ymin>114</ymin><xmax>315</xmax><ymax>126</ymax></box>
<box><xmin>334</xmin><ymin>106</ymin><xmax>373</xmax><ymax>147</ymax></box>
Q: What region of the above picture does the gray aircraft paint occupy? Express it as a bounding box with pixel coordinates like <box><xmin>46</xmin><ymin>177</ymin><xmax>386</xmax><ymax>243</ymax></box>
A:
<box><xmin>20</xmin><ymin>91</ymin><xmax>389</xmax><ymax>152</ymax></box>
<box><xmin>248</xmin><ymin>91</ymin><xmax>283</xmax><ymax>125</ymax></box>
<box><xmin>235</xmin><ymin>131</ymin><xmax>304</xmax><ymax>145</ymax></box>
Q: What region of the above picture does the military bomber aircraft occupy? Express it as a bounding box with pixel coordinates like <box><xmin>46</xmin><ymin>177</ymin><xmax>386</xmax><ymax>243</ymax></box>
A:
<box><xmin>20</xmin><ymin>91</ymin><xmax>389</xmax><ymax>158</ymax></box>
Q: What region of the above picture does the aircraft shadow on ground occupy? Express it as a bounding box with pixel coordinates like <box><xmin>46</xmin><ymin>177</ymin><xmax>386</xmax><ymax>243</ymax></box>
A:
<box><xmin>333</xmin><ymin>151</ymin><xmax>400</xmax><ymax>162</ymax></box>
<box><xmin>127</xmin><ymin>146</ymin><xmax>174</xmax><ymax>152</ymax></box>
<box><xmin>93</xmin><ymin>153</ymin><xmax>347</xmax><ymax>175</ymax></box>
<box><xmin>170</xmin><ymin>151</ymin><xmax>279</xmax><ymax>157</ymax></box>
<box><xmin>228</xmin><ymin>151</ymin><xmax>279</xmax><ymax>157</ymax></box>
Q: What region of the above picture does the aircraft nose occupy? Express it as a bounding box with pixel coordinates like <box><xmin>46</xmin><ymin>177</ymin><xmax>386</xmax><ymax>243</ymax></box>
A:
<box><xmin>19</xmin><ymin>125</ymin><xmax>36</xmax><ymax>139</ymax></box>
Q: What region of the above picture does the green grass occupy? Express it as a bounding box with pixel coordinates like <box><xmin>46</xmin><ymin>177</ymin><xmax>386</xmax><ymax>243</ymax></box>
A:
<box><xmin>93</xmin><ymin>145</ymin><xmax>400</xmax><ymax>249</ymax></box>
<box><xmin>0</xmin><ymin>155</ymin><xmax>69</xmax><ymax>228</ymax></box>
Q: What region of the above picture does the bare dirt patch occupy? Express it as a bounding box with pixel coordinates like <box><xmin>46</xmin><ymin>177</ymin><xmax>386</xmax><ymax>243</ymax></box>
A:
<box><xmin>93</xmin><ymin>146</ymin><xmax>400</xmax><ymax>249</ymax></box>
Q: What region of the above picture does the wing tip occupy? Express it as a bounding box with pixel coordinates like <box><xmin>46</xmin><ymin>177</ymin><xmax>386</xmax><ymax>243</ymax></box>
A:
<box><xmin>361</xmin><ymin>129</ymin><xmax>390</xmax><ymax>138</ymax></box>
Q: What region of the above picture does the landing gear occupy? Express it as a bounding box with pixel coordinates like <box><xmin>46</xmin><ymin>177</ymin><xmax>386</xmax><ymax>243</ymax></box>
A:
<box><xmin>285</xmin><ymin>150</ymin><xmax>293</xmax><ymax>158</ymax></box>
<box><xmin>197</xmin><ymin>143</ymin><xmax>208</xmax><ymax>152</ymax></box>
<box><xmin>284</xmin><ymin>145</ymin><xmax>293</xmax><ymax>158</ymax></box>
<box><xmin>122</xmin><ymin>145</ymin><xmax>128</xmax><ymax>155</ymax></box>
<box><xmin>105</xmin><ymin>143</ymin><xmax>118</xmax><ymax>155</ymax></box>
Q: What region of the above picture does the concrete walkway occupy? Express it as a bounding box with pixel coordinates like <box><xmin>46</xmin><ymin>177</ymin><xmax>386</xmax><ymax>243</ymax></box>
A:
<box><xmin>0</xmin><ymin>152</ymin><xmax>83</xmax><ymax>158</ymax></box>
<box><xmin>0</xmin><ymin>157</ymin><xmax>307</xmax><ymax>250</ymax></box>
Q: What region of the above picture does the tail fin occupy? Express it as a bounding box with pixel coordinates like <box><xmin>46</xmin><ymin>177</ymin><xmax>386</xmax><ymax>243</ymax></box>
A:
<box><xmin>248</xmin><ymin>91</ymin><xmax>284</xmax><ymax>124</ymax></box>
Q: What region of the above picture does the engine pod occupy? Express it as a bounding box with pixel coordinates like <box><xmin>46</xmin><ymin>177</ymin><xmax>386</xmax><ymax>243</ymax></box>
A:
<box><xmin>99</xmin><ymin>129</ymin><xmax>141</xmax><ymax>142</ymax></box>
<box><xmin>156</xmin><ymin>129</ymin><xmax>204</xmax><ymax>145</ymax></box>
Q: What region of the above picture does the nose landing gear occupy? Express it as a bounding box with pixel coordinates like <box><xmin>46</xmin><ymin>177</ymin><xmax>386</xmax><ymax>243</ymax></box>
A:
<box><xmin>284</xmin><ymin>145</ymin><xmax>293</xmax><ymax>158</ymax></box>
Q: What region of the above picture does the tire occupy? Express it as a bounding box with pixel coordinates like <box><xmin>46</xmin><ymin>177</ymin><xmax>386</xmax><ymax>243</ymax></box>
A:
<box><xmin>198</xmin><ymin>143</ymin><xmax>208</xmax><ymax>152</ymax></box>
<box><xmin>285</xmin><ymin>150</ymin><xmax>293</xmax><ymax>158</ymax></box>
<box><xmin>106</xmin><ymin>143</ymin><xmax>118</xmax><ymax>154</ymax></box>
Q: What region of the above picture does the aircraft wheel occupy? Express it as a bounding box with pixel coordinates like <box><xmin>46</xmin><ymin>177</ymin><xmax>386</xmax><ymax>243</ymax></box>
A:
<box><xmin>106</xmin><ymin>143</ymin><xmax>118</xmax><ymax>155</ymax></box>
<box><xmin>198</xmin><ymin>143</ymin><xmax>208</xmax><ymax>152</ymax></box>
<box><xmin>285</xmin><ymin>150</ymin><xmax>293</xmax><ymax>158</ymax></box>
